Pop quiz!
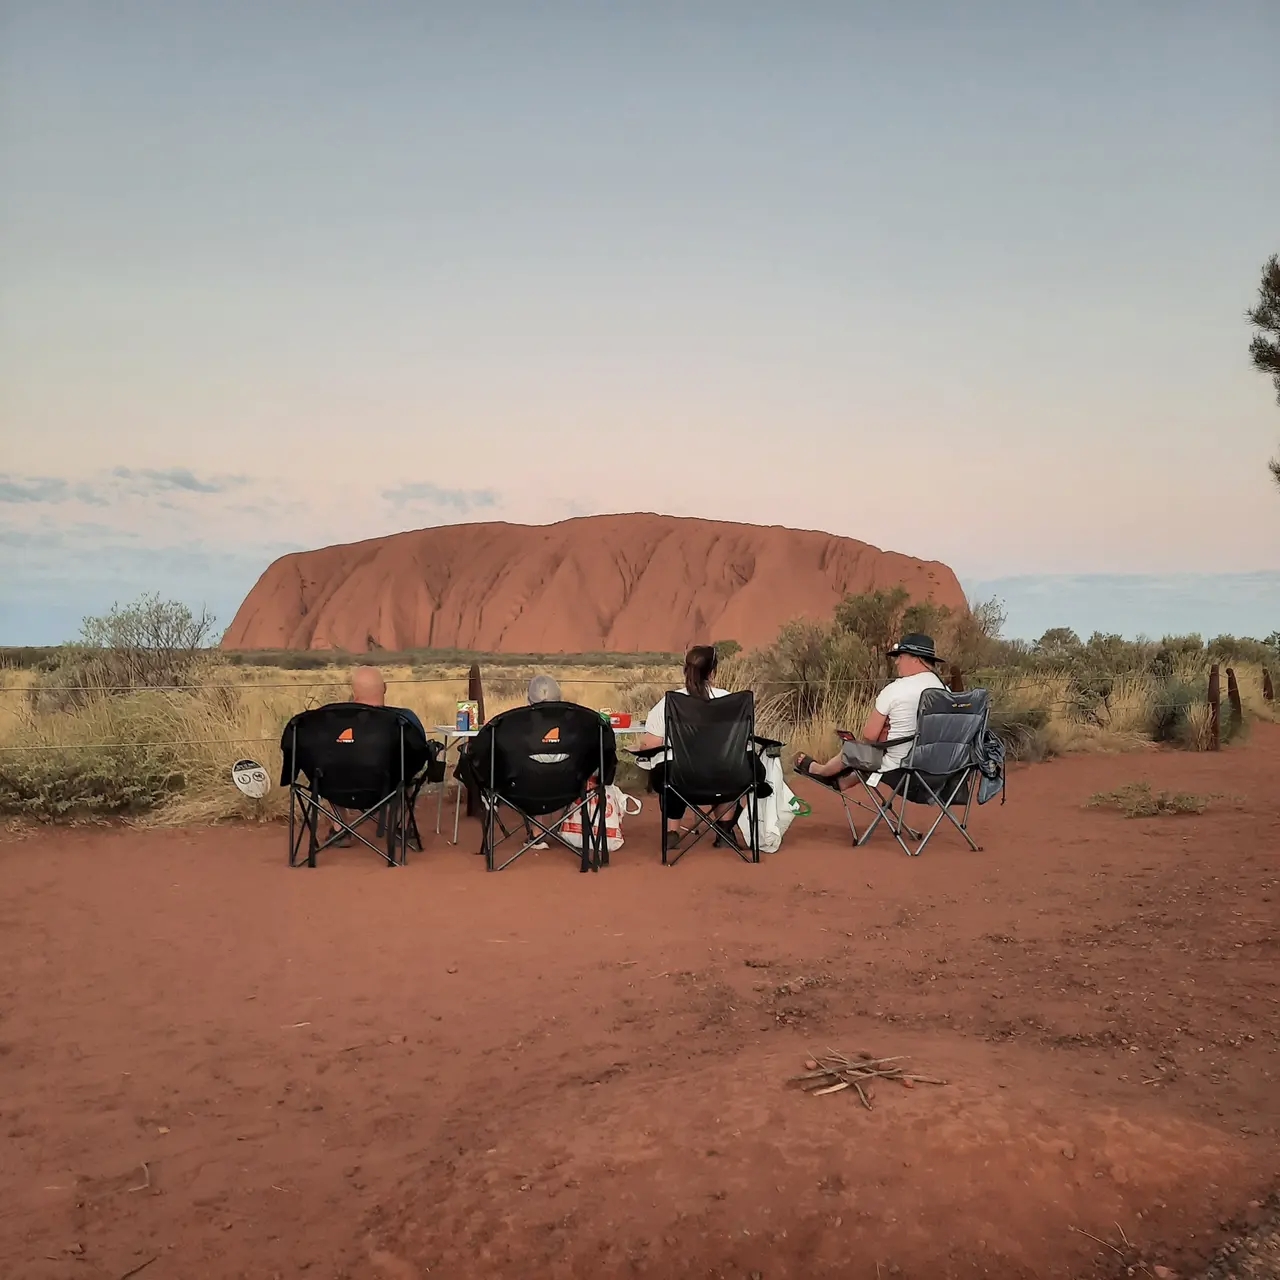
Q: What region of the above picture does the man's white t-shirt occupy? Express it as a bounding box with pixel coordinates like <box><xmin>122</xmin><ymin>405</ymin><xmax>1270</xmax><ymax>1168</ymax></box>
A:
<box><xmin>639</xmin><ymin>687</ymin><xmax>731</xmax><ymax>767</ymax></box>
<box><xmin>873</xmin><ymin>670</ymin><xmax>945</xmax><ymax>769</ymax></box>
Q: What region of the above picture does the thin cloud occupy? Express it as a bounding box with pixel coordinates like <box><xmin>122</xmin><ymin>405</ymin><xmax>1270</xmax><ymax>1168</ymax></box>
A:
<box><xmin>382</xmin><ymin>482</ymin><xmax>498</xmax><ymax>514</ymax></box>
<box><xmin>0</xmin><ymin>475</ymin><xmax>68</xmax><ymax>503</ymax></box>
<box><xmin>0</xmin><ymin>527</ymin><xmax>66</xmax><ymax>548</ymax></box>
<box><xmin>111</xmin><ymin>466</ymin><xmax>246</xmax><ymax>495</ymax></box>
<box><xmin>0</xmin><ymin>468</ymin><xmax>246</xmax><ymax>505</ymax></box>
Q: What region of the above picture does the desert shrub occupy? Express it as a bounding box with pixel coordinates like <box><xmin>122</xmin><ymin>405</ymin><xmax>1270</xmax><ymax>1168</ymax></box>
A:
<box><xmin>33</xmin><ymin>595</ymin><xmax>221</xmax><ymax>713</ymax></box>
<box><xmin>1207</xmin><ymin>634</ymin><xmax>1279</xmax><ymax>667</ymax></box>
<box><xmin>713</xmin><ymin>639</ymin><xmax>742</xmax><ymax>661</ymax></box>
<box><xmin>1087</xmin><ymin>781</ymin><xmax>1213</xmax><ymax>818</ymax></box>
<box><xmin>1148</xmin><ymin>678</ymin><xmax>1204</xmax><ymax>747</ymax></box>
<box><xmin>1033</xmin><ymin>628</ymin><xmax>1082</xmax><ymax>661</ymax></box>
<box><xmin>743</xmin><ymin>619</ymin><xmax>876</xmax><ymax>720</ymax></box>
<box><xmin>833</xmin><ymin>587</ymin><xmax>911</xmax><ymax>680</ymax></box>
<box><xmin>945</xmin><ymin>598</ymin><xmax>1012</xmax><ymax>674</ymax></box>
<box><xmin>988</xmin><ymin>700</ymin><xmax>1052</xmax><ymax>762</ymax></box>
<box><xmin>826</xmin><ymin>589</ymin><xmax>1010</xmax><ymax>680</ymax></box>
<box><xmin>0</xmin><ymin>744</ymin><xmax>185</xmax><ymax>820</ymax></box>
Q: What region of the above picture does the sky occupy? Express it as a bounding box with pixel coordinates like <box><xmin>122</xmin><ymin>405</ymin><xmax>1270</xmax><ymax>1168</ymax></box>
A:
<box><xmin>2</xmin><ymin>1</ymin><xmax>1278</xmax><ymax>645</ymax></box>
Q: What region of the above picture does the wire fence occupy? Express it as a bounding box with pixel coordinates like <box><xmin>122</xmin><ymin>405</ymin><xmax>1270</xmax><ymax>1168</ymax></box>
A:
<box><xmin>1</xmin><ymin>668</ymin><xmax>1269</xmax><ymax>753</ymax></box>
<box><xmin>0</xmin><ymin>737</ymin><xmax>280</xmax><ymax>752</ymax></box>
<box><xmin>0</xmin><ymin>672</ymin><xmax>1243</xmax><ymax>695</ymax></box>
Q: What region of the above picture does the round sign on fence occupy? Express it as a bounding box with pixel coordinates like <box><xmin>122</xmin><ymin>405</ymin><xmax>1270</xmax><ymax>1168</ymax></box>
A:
<box><xmin>231</xmin><ymin>758</ymin><xmax>270</xmax><ymax>799</ymax></box>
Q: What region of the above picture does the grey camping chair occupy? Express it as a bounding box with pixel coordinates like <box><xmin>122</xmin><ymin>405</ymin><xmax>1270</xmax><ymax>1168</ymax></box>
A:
<box><xmin>855</xmin><ymin>687</ymin><xmax>991</xmax><ymax>856</ymax></box>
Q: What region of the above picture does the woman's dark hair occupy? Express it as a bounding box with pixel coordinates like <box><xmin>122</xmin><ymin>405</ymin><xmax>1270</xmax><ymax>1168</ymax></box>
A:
<box><xmin>683</xmin><ymin>644</ymin><xmax>718</xmax><ymax>698</ymax></box>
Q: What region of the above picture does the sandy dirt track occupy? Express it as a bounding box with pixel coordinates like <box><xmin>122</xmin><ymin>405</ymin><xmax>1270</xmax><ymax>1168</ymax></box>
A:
<box><xmin>2</xmin><ymin>730</ymin><xmax>1278</xmax><ymax>1279</ymax></box>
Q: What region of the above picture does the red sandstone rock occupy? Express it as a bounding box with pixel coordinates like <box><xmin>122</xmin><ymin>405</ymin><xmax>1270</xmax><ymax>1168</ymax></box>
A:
<box><xmin>222</xmin><ymin>514</ymin><xmax>966</xmax><ymax>654</ymax></box>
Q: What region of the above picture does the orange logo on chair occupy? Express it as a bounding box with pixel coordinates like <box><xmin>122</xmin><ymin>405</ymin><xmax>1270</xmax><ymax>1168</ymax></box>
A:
<box><xmin>337</xmin><ymin>727</ymin><xmax>355</xmax><ymax>743</ymax></box>
<box><xmin>541</xmin><ymin>726</ymin><xmax>560</xmax><ymax>744</ymax></box>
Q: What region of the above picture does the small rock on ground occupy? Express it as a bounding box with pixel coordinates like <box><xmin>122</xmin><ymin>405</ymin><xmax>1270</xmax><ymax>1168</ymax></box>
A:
<box><xmin>1194</xmin><ymin>1196</ymin><xmax>1280</xmax><ymax>1280</ymax></box>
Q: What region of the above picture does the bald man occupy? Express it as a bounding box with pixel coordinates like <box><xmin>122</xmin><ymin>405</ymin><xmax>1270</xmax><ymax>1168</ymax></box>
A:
<box><xmin>323</xmin><ymin>666</ymin><xmax>427</xmax><ymax>847</ymax></box>
<box><xmin>350</xmin><ymin>665</ymin><xmax>426</xmax><ymax>737</ymax></box>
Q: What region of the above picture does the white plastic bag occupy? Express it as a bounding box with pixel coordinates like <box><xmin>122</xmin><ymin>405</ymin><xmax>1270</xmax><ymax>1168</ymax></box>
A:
<box><xmin>738</xmin><ymin>755</ymin><xmax>799</xmax><ymax>853</ymax></box>
<box><xmin>560</xmin><ymin>784</ymin><xmax>642</xmax><ymax>853</ymax></box>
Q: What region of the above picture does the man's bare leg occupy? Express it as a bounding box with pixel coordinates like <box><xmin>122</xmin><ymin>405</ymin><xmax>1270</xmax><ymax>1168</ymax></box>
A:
<box><xmin>794</xmin><ymin>751</ymin><xmax>859</xmax><ymax>791</ymax></box>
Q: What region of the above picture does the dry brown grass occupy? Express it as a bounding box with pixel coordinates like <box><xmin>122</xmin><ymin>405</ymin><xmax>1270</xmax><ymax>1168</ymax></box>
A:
<box><xmin>1</xmin><ymin>656</ymin><xmax>1274</xmax><ymax>824</ymax></box>
<box><xmin>0</xmin><ymin>660</ymin><xmax>680</xmax><ymax>824</ymax></box>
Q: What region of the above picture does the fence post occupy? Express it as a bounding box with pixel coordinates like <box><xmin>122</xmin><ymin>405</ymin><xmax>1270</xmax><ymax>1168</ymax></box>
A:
<box><xmin>1264</xmin><ymin>669</ymin><xmax>1275</xmax><ymax>703</ymax></box>
<box><xmin>1208</xmin><ymin>664</ymin><xmax>1221</xmax><ymax>751</ymax></box>
<box><xmin>465</xmin><ymin>662</ymin><xmax>485</xmax><ymax>818</ymax></box>
<box><xmin>1226</xmin><ymin>667</ymin><xmax>1243</xmax><ymax>739</ymax></box>
<box><xmin>947</xmin><ymin>664</ymin><xmax>966</xmax><ymax>693</ymax></box>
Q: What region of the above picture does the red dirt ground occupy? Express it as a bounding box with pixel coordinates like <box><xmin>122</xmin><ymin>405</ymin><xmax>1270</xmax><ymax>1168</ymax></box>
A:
<box><xmin>2</xmin><ymin>730</ymin><xmax>1279</xmax><ymax>1280</ymax></box>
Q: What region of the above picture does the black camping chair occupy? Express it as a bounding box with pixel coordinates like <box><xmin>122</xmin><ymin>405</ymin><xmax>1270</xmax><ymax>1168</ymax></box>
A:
<box><xmin>630</xmin><ymin>691</ymin><xmax>772</xmax><ymax>866</ymax></box>
<box><xmin>855</xmin><ymin>688</ymin><xmax>991</xmax><ymax>856</ymax></box>
<box><xmin>457</xmin><ymin>701</ymin><xmax>617</xmax><ymax>873</ymax></box>
<box><xmin>280</xmin><ymin>703</ymin><xmax>437</xmax><ymax>867</ymax></box>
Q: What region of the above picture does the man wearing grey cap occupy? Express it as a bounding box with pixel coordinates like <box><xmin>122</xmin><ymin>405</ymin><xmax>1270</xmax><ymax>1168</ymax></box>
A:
<box><xmin>527</xmin><ymin>674</ymin><xmax>562</xmax><ymax>704</ymax></box>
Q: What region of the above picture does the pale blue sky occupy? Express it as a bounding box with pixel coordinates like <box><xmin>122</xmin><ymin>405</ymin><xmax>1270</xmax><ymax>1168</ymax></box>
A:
<box><xmin>2</xmin><ymin>1</ymin><xmax>1277</xmax><ymax>643</ymax></box>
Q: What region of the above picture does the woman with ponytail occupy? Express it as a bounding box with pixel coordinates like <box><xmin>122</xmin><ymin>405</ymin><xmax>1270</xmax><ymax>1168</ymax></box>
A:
<box><xmin>636</xmin><ymin>645</ymin><xmax>732</xmax><ymax>836</ymax></box>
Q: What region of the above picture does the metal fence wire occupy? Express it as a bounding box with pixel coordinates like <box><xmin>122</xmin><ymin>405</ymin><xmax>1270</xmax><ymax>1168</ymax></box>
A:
<box><xmin>0</xmin><ymin>663</ymin><xmax>1265</xmax><ymax>753</ymax></box>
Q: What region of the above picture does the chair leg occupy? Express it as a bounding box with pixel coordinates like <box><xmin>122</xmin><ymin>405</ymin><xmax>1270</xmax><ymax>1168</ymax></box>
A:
<box><xmin>838</xmin><ymin>792</ymin><xmax>860</xmax><ymax>845</ymax></box>
<box><xmin>853</xmin><ymin>780</ymin><xmax>892</xmax><ymax>849</ymax></box>
<box><xmin>660</xmin><ymin>785</ymin><xmax>671</xmax><ymax>866</ymax></box>
<box><xmin>579</xmin><ymin>791</ymin><xmax>593</xmax><ymax>875</ymax></box>
<box><xmin>307</xmin><ymin>794</ymin><xmax>320</xmax><ymax>868</ymax></box>
<box><xmin>855</xmin><ymin>777</ymin><xmax>918</xmax><ymax>856</ymax></box>
<box><xmin>401</xmin><ymin>790</ymin><xmax>410</xmax><ymax>866</ymax></box>
<box><xmin>913</xmin><ymin>773</ymin><xmax>981</xmax><ymax>854</ymax></box>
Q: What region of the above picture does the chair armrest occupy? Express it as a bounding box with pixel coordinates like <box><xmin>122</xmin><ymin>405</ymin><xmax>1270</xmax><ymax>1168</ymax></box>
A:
<box><xmin>625</xmin><ymin>745</ymin><xmax>664</xmax><ymax>761</ymax></box>
<box><xmin>751</xmin><ymin>735</ymin><xmax>786</xmax><ymax>749</ymax></box>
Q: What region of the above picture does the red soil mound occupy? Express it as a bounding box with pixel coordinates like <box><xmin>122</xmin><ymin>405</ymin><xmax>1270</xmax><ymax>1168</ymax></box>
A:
<box><xmin>223</xmin><ymin>513</ymin><xmax>965</xmax><ymax>653</ymax></box>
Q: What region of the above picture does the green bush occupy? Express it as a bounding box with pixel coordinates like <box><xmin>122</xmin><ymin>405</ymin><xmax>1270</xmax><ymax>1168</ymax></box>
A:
<box><xmin>745</xmin><ymin>619</ymin><xmax>876</xmax><ymax>719</ymax></box>
<box><xmin>0</xmin><ymin>745</ymin><xmax>185</xmax><ymax>821</ymax></box>
<box><xmin>1148</xmin><ymin>678</ymin><xmax>1202</xmax><ymax>746</ymax></box>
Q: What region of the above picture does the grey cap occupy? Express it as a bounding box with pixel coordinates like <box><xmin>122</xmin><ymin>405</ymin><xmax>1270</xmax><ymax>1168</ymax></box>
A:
<box><xmin>527</xmin><ymin>674</ymin><xmax>562</xmax><ymax>704</ymax></box>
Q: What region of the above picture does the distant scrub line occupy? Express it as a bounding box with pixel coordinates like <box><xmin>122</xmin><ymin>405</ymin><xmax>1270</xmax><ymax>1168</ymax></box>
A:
<box><xmin>0</xmin><ymin>646</ymin><xmax>684</xmax><ymax>672</ymax></box>
<box><xmin>1</xmin><ymin>591</ymin><xmax>1277</xmax><ymax>823</ymax></box>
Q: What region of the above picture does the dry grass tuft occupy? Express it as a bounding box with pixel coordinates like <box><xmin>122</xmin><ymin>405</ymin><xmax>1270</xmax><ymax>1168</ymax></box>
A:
<box><xmin>1086</xmin><ymin>781</ymin><xmax>1216</xmax><ymax>818</ymax></box>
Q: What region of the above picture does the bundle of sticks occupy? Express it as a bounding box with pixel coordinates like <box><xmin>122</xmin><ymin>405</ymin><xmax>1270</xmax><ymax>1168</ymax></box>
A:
<box><xmin>788</xmin><ymin>1049</ymin><xmax>947</xmax><ymax>1110</ymax></box>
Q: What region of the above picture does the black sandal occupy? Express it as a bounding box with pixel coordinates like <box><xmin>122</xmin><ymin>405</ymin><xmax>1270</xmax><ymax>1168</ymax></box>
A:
<box><xmin>793</xmin><ymin>754</ymin><xmax>847</xmax><ymax>794</ymax></box>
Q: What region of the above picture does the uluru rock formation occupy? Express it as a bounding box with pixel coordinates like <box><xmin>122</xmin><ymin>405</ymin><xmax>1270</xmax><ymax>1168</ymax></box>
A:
<box><xmin>222</xmin><ymin>514</ymin><xmax>967</xmax><ymax>654</ymax></box>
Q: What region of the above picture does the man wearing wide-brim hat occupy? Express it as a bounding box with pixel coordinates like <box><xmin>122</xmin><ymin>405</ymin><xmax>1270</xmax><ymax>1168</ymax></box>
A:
<box><xmin>793</xmin><ymin>633</ymin><xmax>946</xmax><ymax>791</ymax></box>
